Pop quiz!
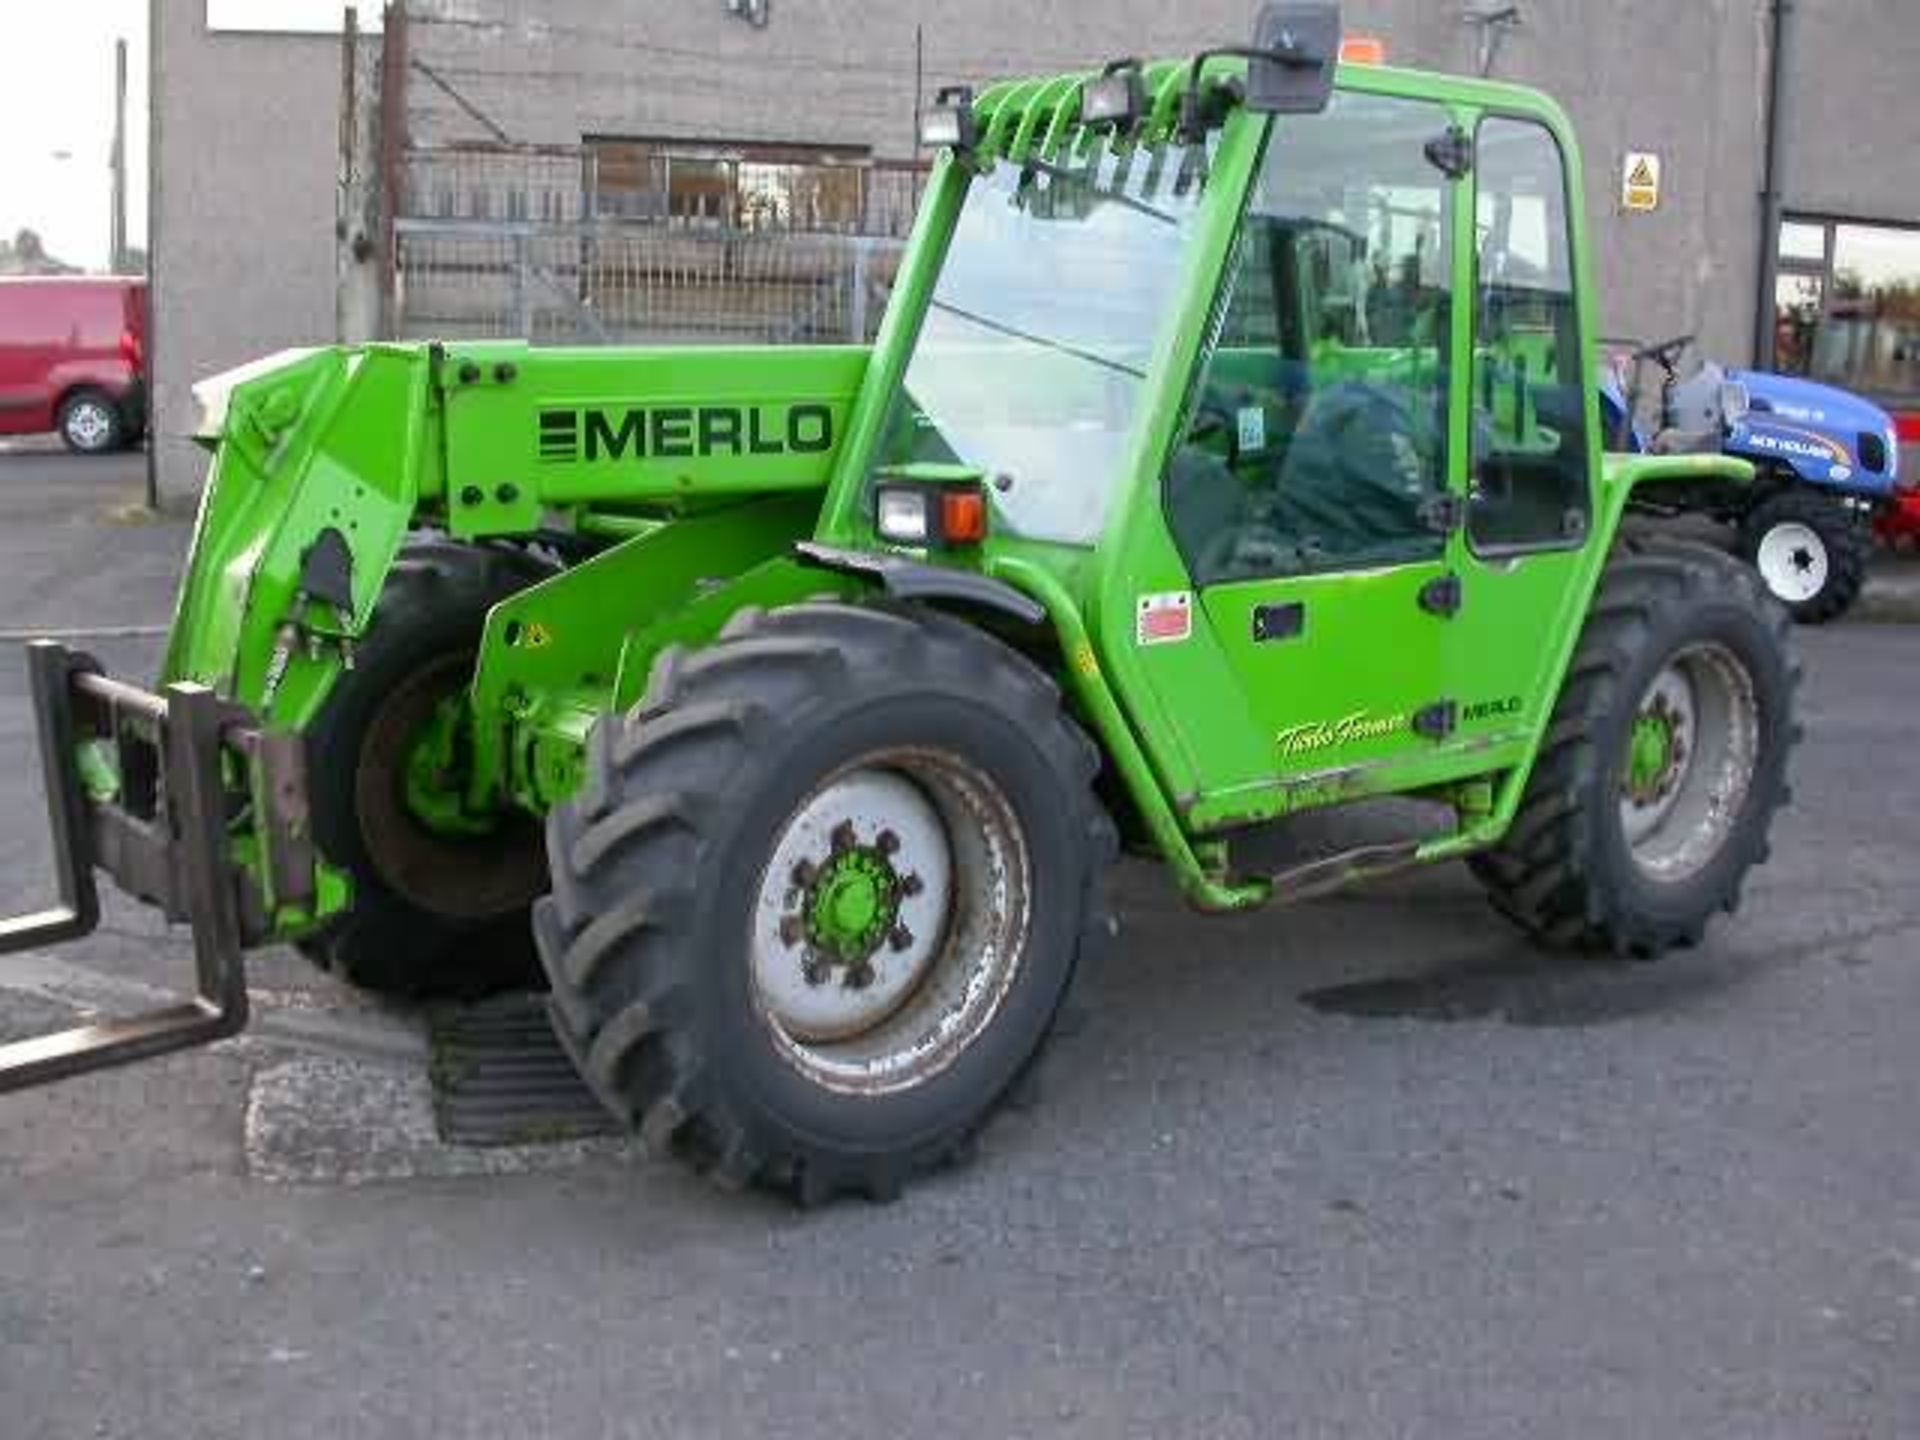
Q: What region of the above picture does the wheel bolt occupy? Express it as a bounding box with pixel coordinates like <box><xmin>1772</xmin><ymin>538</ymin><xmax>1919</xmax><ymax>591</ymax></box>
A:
<box><xmin>801</xmin><ymin>954</ymin><xmax>830</xmax><ymax>987</ymax></box>
<box><xmin>779</xmin><ymin>915</ymin><xmax>806</xmax><ymax>948</ymax></box>
<box><xmin>899</xmin><ymin>873</ymin><xmax>923</xmax><ymax>898</ymax></box>
<box><xmin>888</xmin><ymin>924</ymin><xmax>914</xmax><ymax>953</ymax></box>
<box><xmin>876</xmin><ymin>829</ymin><xmax>900</xmax><ymax>856</ymax></box>
<box><xmin>830</xmin><ymin>821</ymin><xmax>857</xmax><ymax>854</ymax></box>
<box><xmin>790</xmin><ymin>859</ymin><xmax>817</xmax><ymax>888</ymax></box>
<box><xmin>845</xmin><ymin>960</ymin><xmax>875</xmax><ymax>991</ymax></box>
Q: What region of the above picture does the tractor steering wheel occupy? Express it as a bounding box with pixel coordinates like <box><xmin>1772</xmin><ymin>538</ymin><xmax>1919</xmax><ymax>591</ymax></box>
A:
<box><xmin>1632</xmin><ymin>333</ymin><xmax>1696</xmax><ymax>373</ymax></box>
<box><xmin>1197</xmin><ymin>523</ymin><xmax>1300</xmax><ymax>583</ymax></box>
<box><xmin>1187</xmin><ymin>399</ymin><xmax>1242</xmax><ymax>468</ymax></box>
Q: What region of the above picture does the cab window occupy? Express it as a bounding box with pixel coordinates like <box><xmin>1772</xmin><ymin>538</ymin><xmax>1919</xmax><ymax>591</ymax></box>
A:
<box><xmin>1167</xmin><ymin>91</ymin><xmax>1454</xmax><ymax>586</ymax></box>
<box><xmin>1468</xmin><ymin>117</ymin><xmax>1591</xmax><ymax>550</ymax></box>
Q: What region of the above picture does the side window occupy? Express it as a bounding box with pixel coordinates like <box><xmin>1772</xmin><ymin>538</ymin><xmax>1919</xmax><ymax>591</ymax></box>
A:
<box><xmin>1167</xmin><ymin>91</ymin><xmax>1454</xmax><ymax>586</ymax></box>
<box><xmin>1469</xmin><ymin>117</ymin><xmax>1590</xmax><ymax>550</ymax></box>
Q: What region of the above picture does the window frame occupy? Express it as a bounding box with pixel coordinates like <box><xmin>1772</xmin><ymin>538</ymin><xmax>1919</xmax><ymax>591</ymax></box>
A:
<box><xmin>1161</xmin><ymin>89</ymin><xmax>1467</xmax><ymax>587</ymax></box>
<box><xmin>1767</xmin><ymin>212</ymin><xmax>1920</xmax><ymax>407</ymax></box>
<box><xmin>1464</xmin><ymin>109</ymin><xmax>1594</xmax><ymax>562</ymax></box>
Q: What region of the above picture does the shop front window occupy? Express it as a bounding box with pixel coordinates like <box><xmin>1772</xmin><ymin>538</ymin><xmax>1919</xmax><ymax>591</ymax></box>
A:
<box><xmin>1773</xmin><ymin>217</ymin><xmax>1920</xmax><ymax>401</ymax></box>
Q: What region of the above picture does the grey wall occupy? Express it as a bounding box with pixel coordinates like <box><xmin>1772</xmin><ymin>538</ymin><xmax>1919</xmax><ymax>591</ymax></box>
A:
<box><xmin>152</xmin><ymin>1</ymin><xmax>1920</xmax><ymax>499</ymax></box>
<box><xmin>150</xmin><ymin>6</ymin><xmax>347</xmax><ymax>502</ymax></box>
<box><xmin>1780</xmin><ymin>0</ymin><xmax>1920</xmax><ymax>221</ymax></box>
<box><xmin>406</xmin><ymin>0</ymin><xmax>1769</xmax><ymax>354</ymax></box>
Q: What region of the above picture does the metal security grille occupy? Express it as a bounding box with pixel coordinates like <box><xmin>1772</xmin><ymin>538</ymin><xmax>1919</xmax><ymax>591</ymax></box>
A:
<box><xmin>394</xmin><ymin>141</ymin><xmax>921</xmax><ymax>345</ymax></box>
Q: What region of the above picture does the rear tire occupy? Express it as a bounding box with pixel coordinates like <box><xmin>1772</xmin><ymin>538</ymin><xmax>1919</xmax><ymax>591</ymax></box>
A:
<box><xmin>537</xmin><ymin>602</ymin><xmax>1116</xmax><ymax>1205</ymax></box>
<box><xmin>1471</xmin><ymin>548</ymin><xmax>1798</xmax><ymax>957</ymax></box>
<box><xmin>298</xmin><ymin>541</ymin><xmax>552</xmax><ymax>998</ymax></box>
<box><xmin>57</xmin><ymin>389</ymin><xmax>125</xmax><ymax>455</ymax></box>
<box><xmin>1737</xmin><ymin>488</ymin><xmax>1866</xmax><ymax>624</ymax></box>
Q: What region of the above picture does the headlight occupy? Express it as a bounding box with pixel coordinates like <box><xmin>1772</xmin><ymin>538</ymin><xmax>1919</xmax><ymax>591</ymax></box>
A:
<box><xmin>874</xmin><ymin>480</ymin><xmax>988</xmax><ymax>547</ymax></box>
<box><xmin>1719</xmin><ymin>379</ymin><xmax>1750</xmax><ymax>427</ymax></box>
<box><xmin>876</xmin><ymin>487</ymin><xmax>932</xmax><ymax>544</ymax></box>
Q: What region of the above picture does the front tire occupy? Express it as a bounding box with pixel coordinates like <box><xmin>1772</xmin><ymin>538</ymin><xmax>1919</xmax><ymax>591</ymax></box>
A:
<box><xmin>1738</xmin><ymin>489</ymin><xmax>1866</xmax><ymax>624</ymax></box>
<box><xmin>299</xmin><ymin>541</ymin><xmax>552</xmax><ymax>997</ymax></box>
<box><xmin>1471</xmin><ymin>548</ymin><xmax>1798</xmax><ymax>957</ymax></box>
<box><xmin>537</xmin><ymin>602</ymin><xmax>1115</xmax><ymax>1205</ymax></box>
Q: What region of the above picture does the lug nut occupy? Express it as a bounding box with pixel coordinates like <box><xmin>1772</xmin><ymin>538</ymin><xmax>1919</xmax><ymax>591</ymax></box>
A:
<box><xmin>876</xmin><ymin>829</ymin><xmax>900</xmax><ymax>856</ymax></box>
<box><xmin>830</xmin><ymin>821</ymin><xmax>857</xmax><ymax>854</ymax></box>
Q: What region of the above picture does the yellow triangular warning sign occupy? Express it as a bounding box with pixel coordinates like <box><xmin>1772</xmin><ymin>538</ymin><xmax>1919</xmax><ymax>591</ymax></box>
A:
<box><xmin>1627</xmin><ymin>157</ymin><xmax>1655</xmax><ymax>188</ymax></box>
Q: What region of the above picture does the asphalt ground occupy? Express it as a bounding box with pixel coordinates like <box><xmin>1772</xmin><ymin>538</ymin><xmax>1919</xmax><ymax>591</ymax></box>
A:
<box><xmin>0</xmin><ymin>444</ymin><xmax>1916</xmax><ymax>1438</ymax></box>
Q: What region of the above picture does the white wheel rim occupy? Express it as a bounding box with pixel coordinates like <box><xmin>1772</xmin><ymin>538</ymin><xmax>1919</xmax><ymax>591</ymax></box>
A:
<box><xmin>66</xmin><ymin>401</ymin><xmax>111</xmax><ymax>449</ymax></box>
<box><xmin>1617</xmin><ymin>643</ymin><xmax>1761</xmax><ymax>883</ymax></box>
<box><xmin>1755</xmin><ymin>521</ymin><xmax>1828</xmax><ymax>603</ymax></box>
<box><xmin>748</xmin><ymin>750</ymin><xmax>1031</xmax><ymax>1096</ymax></box>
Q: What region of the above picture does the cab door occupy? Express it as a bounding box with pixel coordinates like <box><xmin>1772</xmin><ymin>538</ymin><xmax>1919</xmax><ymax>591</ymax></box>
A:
<box><xmin>1142</xmin><ymin>88</ymin><xmax>1473</xmax><ymax>816</ymax></box>
<box><xmin>1446</xmin><ymin>113</ymin><xmax>1597</xmax><ymax>744</ymax></box>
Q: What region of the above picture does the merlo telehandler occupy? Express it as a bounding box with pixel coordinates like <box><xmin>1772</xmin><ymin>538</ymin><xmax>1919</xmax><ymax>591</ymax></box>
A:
<box><xmin>0</xmin><ymin>7</ymin><xmax>1796</xmax><ymax>1204</ymax></box>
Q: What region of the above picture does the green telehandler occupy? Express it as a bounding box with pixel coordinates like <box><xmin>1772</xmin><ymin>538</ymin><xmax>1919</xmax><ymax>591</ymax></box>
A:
<box><xmin>0</xmin><ymin>7</ymin><xmax>1797</xmax><ymax>1204</ymax></box>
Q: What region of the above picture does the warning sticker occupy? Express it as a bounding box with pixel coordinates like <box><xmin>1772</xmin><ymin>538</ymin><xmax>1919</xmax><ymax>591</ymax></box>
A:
<box><xmin>1622</xmin><ymin>151</ymin><xmax>1661</xmax><ymax>212</ymax></box>
<box><xmin>1136</xmin><ymin>591</ymin><xmax>1193</xmax><ymax>646</ymax></box>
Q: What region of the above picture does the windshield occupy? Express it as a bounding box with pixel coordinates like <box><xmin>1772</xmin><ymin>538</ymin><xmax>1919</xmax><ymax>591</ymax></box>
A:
<box><xmin>867</xmin><ymin>146</ymin><xmax>1212</xmax><ymax>545</ymax></box>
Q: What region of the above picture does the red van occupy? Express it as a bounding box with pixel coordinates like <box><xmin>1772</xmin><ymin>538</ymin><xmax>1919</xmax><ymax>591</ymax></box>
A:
<box><xmin>0</xmin><ymin>276</ymin><xmax>147</xmax><ymax>453</ymax></box>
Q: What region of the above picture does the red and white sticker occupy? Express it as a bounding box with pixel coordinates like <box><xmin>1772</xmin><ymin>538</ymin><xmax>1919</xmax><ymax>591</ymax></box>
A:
<box><xmin>1136</xmin><ymin>591</ymin><xmax>1193</xmax><ymax>646</ymax></box>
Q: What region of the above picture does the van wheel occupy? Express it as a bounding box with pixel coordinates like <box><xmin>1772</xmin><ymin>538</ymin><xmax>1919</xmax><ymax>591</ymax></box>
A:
<box><xmin>58</xmin><ymin>390</ymin><xmax>125</xmax><ymax>455</ymax></box>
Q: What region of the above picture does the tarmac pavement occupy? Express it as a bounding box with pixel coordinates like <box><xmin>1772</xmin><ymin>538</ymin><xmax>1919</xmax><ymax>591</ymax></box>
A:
<box><xmin>0</xmin><ymin>446</ymin><xmax>1916</xmax><ymax>1438</ymax></box>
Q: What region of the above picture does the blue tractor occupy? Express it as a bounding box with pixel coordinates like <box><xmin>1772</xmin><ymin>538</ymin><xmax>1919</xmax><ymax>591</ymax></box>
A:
<box><xmin>1602</xmin><ymin>334</ymin><xmax>1901</xmax><ymax>623</ymax></box>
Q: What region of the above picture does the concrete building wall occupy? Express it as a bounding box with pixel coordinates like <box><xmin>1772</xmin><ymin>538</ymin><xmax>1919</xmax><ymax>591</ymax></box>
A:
<box><xmin>1781</xmin><ymin>0</ymin><xmax>1920</xmax><ymax>220</ymax></box>
<box><xmin>405</xmin><ymin>0</ymin><xmax>1768</xmax><ymax>355</ymax></box>
<box><xmin>151</xmin><ymin>1</ymin><xmax>1920</xmax><ymax>498</ymax></box>
<box><xmin>149</xmin><ymin>7</ymin><xmax>348</xmax><ymax>501</ymax></box>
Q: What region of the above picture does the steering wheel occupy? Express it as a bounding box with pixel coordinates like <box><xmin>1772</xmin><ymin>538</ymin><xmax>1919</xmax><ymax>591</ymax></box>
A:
<box><xmin>1632</xmin><ymin>333</ymin><xmax>1696</xmax><ymax>372</ymax></box>
<box><xmin>1197</xmin><ymin>523</ymin><xmax>1299</xmax><ymax>583</ymax></box>
<box><xmin>1187</xmin><ymin>399</ymin><xmax>1242</xmax><ymax>467</ymax></box>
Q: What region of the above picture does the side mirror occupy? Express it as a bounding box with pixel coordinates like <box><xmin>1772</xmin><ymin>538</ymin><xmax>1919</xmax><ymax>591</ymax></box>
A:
<box><xmin>1247</xmin><ymin>3</ymin><xmax>1341</xmax><ymax>115</ymax></box>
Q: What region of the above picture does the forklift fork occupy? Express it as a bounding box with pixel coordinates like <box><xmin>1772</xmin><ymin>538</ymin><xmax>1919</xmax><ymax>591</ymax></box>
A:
<box><xmin>0</xmin><ymin>641</ymin><xmax>288</xmax><ymax>1092</ymax></box>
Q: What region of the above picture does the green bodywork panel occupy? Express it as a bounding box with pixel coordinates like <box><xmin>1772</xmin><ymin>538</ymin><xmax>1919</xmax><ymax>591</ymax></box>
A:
<box><xmin>153</xmin><ymin>53</ymin><xmax>1756</xmax><ymax>942</ymax></box>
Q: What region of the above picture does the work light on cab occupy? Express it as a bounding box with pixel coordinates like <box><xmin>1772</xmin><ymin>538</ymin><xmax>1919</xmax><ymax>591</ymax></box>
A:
<box><xmin>873</xmin><ymin>465</ymin><xmax>989</xmax><ymax>548</ymax></box>
<box><xmin>1082</xmin><ymin>59</ymin><xmax>1147</xmax><ymax>131</ymax></box>
<box><xmin>919</xmin><ymin>86</ymin><xmax>978</xmax><ymax>153</ymax></box>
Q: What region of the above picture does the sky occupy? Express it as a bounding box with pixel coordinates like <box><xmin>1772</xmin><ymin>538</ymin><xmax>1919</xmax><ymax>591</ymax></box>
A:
<box><xmin>0</xmin><ymin>1</ymin><xmax>149</xmax><ymax>271</ymax></box>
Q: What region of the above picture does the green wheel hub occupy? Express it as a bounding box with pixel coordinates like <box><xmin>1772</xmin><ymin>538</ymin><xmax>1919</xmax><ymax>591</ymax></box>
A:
<box><xmin>783</xmin><ymin>821</ymin><xmax>920</xmax><ymax>991</ymax></box>
<box><xmin>401</xmin><ymin>692</ymin><xmax>499</xmax><ymax>839</ymax></box>
<box><xmin>1625</xmin><ymin>695</ymin><xmax>1685</xmax><ymax>806</ymax></box>
<box><xmin>806</xmin><ymin>837</ymin><xmax>903</xmax><ymax>959</ymax></box>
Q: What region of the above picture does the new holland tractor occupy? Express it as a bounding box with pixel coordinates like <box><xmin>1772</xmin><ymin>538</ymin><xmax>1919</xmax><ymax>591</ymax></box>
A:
<box><xmin>0</xmin><ymin>7</ymin><xmax>1798</xmax><ymax>1205</ymax></box>
<box><xmin>1601</xmin><ymin>334</ymin><xmax>1902</xmax><ymax>623</ymax></box>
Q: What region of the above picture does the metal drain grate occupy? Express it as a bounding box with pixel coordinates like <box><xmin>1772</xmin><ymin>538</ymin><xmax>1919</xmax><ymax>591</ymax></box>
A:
<box><xmin>428</xmin><ymin>993</ymin><xmax>620</xmax><ymax>1147</ymax></box>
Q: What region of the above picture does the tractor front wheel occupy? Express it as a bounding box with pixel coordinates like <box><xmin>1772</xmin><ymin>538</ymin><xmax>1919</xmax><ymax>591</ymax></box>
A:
<box><xmin>1738</xmin><ymin>489</ymin><xmax>1866</xmax><ymax>624</ymax></box>
<box><xmin>537</xmin><ymin>602</ymin><xmax>1115</xmax><ymax>1205</ymax></box>
<box><xmin>299</xmin><ymin>541</ymin><xmax>552</xmax><ymax>997</ymax></box>
<box><xmin>1471</xmin><ymin>547</ymin><xmax>1798</xmax><ymax>957</ymax></box>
